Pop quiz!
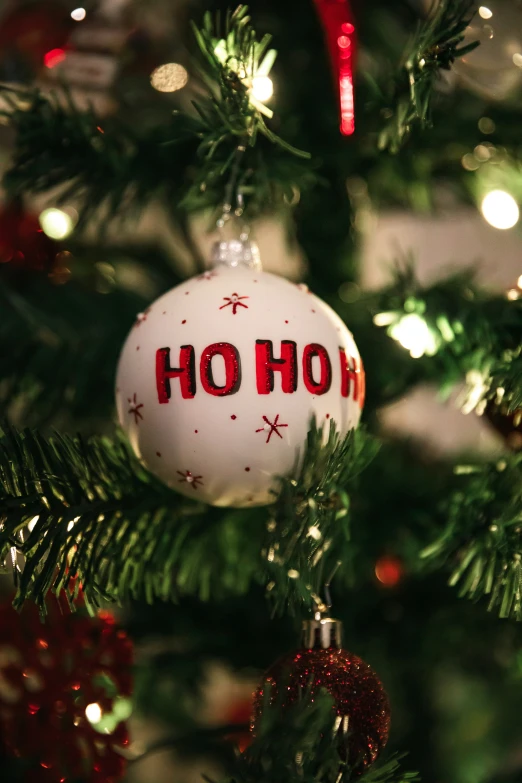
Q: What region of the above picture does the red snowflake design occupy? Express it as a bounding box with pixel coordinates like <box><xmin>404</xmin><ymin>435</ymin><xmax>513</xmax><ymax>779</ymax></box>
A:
<box><xmin>220</xmin><ymin>292</ymin><xmax>249</xmax><ymax>314</ymax></box>
<box><xmin>198</xmin><ymin>271</ymin><xmax>218</xmax><ymax>281</ymax></box>
<box><xmin>256</xmin><ymin>414</ymin><xmax>289</xmax><ymax>443</ymax></box>
<box><xmin>127</xmin><ymin>393</ymin><xmax>144</xmax><ymax>424</ymax></box>
<box><xmin>133</xmin><ymin>307</ymin><xmax>150</xmax><ymax>327</ymax></box>
<box><xmin>177</xmin><ymin>470</ymin><xmax>203</xmax><ymax>489</ymax></box>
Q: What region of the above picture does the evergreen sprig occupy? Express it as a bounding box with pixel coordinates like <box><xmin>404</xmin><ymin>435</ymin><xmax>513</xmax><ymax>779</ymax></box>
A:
<box><xmin>374</xmin><ymin>265</ymin><xmax>522</xmax><ymax>415</ymax></box>
<box><xmin>219</xmin><ymin>688</ymin><xmax>418</xmax><ymax>783</ymax></box>
<box><xmin>0</xmin><ymin>421</ymin><xmax>376</xmax><ymax>612</ymax></box>
<box><xmin>377</xmin><ymin>0</ymin><xmax>478</xmax><ymax>152</ymax></box>
<box><xmin>421</xmin><ymin>455</ymin><xmax>522</xmax><ymax>621</ymax></box>
<box><xmin>1</xmin><ymin>6</ymin><xmax>312</xmax><ymax>220</ymax></box>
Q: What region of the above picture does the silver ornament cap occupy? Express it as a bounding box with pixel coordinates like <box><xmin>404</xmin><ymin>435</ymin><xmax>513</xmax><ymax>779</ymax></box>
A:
<box><xmin>210</xmin><ymin>238</ymin><xmax>262</xmax><ymax>270</ymax></box>
<box><xmin>302</xmin><ymin>617</ymin><xmax>343</xmax><ymax>650</ymax></box>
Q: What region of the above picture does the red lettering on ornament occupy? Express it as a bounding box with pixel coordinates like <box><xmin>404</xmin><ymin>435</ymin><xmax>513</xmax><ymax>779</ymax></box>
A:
<box><xmin>156</xmin><ymin>346</ymin><xmax>196</xmax><ymax>403</ymax></box>
<box><xmin>303</xmin><ymin>343</ymin><xmax>332</xmax><ymax>395</ymax></box>
<box><xmin>339</xmin><ymin>347</ymin><xmax>365</xmax><ymax>407</ymax></box>
<box><xmin>255</xmin><ymin>340</ymin><xmax>297</xmax><ymax>394</ymax></box>
<box><xmin>200</xmin><ymin>343</ymin><xmax>242</xmax><ymax>396</ymax></box>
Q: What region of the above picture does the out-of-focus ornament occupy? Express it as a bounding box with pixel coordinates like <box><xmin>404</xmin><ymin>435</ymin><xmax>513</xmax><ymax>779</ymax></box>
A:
<box><xmin>252</xmin><ymin>617</ymin><xmax>390</xmax><ymax>773</ymax></box>
<box><xmin>0</xmin><ymin>597</ymin><xmax>133</xmax><ymax>783</ymax></box>
<box><xmin>312</xmin><ymin>0</ymin><xmax>357</xmax><ymax>135</ymax></box>
<box><xmin>453</xmin><ymin>0</ymin><xmax>522</xmax><ymax>100</ymax></box>
<box><xmin>0</xmin><ymin>2</ymin><xmax>71</xmax><ymax>80</ymax></box>
<box><xmin>116</xmin><ymin>239</ymin><xmax>364</xmax><ymax>507</ymax></box>
<box><xmin>375</xmin><ymin>555</ymin><xmax>404</xmax><ymax>588</ymax></box>
<box><xmin>0</xmin><ymin>202</ymin><xmax>58</xmax><ymax>272</ymax></box>
<box><xmin>485</xmin><ymin>401</ymin><xmax>522</xmax><ymax>450</ymax></box>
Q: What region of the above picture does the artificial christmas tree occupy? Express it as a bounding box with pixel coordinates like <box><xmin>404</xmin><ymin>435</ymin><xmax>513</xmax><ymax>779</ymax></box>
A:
<box><xmin>1</xmin><ymin>2</ymin><xmax>522</xmax><ymax>783</ymax></box>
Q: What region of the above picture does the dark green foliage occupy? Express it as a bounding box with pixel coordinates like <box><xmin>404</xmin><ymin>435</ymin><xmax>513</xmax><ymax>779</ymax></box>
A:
<box><xmin>0</xmin><ymin>420</ymin><xmax>377</xmax><ymax>613</ymax></box>
<box><xmin>376</xmin><ymin>0</ymin><xmax>478</xmax><ymax>152</ymax></box>
<box><xmin>421</xmin><ymin>454</ymin><xmax>522</xmax><ymax>621</ymax></box>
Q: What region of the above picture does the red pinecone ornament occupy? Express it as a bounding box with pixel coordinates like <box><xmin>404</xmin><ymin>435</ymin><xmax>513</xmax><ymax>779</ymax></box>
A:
<box><xmin>252</xmin><ymin>618</ymin><xmax>390</xmax><ymax>774</ymax></box>
<box><xmin>0</xmin><ymin>597</ymin><xmax>133</xmax><ymax>783</ymax></box>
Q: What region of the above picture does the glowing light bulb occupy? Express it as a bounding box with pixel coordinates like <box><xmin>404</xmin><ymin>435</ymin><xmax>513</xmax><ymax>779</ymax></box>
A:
<box><xmin>44</xmin><ymin>48</ymin><xmax>66</xmax><ymax>69</ymax></box>
<box><xmin>150</xmin><ymin>63</ymin><xmax>188</xmax><ymax>93</ymax></box>
<box><xmin>39</xmin><ymin>208</ymin><xmax>74</xmax><ymax>239</ymax></box>
<box><xmin>251</xmin><ymin>75</ymin><xmax>273</xmax><ymax>102</ymax></box>
<box><xmin>71</xmin><ymin>8</ymin><xmax>86</xmax><ymax>21</ymax></box>
<box><xmin>479</xmin><ymin>6</ymin><xmax>493</xmax><ymax>19</ymax></box>
<box><xmin>481</xmin><ymin>190</ymin><xmax>520</xmax><ymax>230</ymax></box>
<box><xmin>27</xmin><ymin>516</ymin><xmax>39</xmax><ymax>532</ymax></box>
<box><xmin>85</xmin><ymin>703</ymin><xmax>102</xmax><ymax>724</ymax></box>
<box><xmin>389</xmin><ymin>314</ymin><xmax>437</xmax><ymax>359</ymax></box>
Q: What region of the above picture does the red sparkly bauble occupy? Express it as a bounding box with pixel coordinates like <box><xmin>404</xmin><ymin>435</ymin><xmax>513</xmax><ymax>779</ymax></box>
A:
<box><xmin>252</xmin><ymin>619</ymin><xmax>390</xmax><ymax>774</ymax></box>
<box><xmin>485</xmin><ymin>401</ymin><xmax>522</xmax><ymax>451</ymax></box>
<box><xmin>0</xmin><ymin>597</ymin><xmax>133</xmax><ymax>783</ymax></box>
<box><xmin>0</xmin><ymin>203</ymin><xmax>58</xmax><ymax>272</ymax></box>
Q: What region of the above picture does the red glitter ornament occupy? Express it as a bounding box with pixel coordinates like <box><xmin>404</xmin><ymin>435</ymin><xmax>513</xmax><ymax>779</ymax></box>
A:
<box><xmin>0</xmin><ymin>596</ymin><xmax>133</xmax><ymax>783</ymax></box>
<box><xmin>252</xmin><ymin>618</ymin><xmax>390</xmax><ymax>774</ymax></box>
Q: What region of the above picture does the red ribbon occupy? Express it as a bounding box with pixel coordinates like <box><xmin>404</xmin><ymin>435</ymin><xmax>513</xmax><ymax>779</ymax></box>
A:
<box><xmin>313</xmin><ymin>0</ymin><xmax>357</xmax><ymax>135</ymax></box>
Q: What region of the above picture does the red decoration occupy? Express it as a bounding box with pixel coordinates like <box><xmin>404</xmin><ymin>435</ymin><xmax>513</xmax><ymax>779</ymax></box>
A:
<box><xmin>339</xmin><ymin>348</ymin><xmax>365</xmax><ymax>408</ymax></box>
<box><xmin>375</xmin><ymin>555</ymin><xmax>404</xmax><ymax>588</ymax></box>
<box><xmin>255</xmin><ymin>414</ymin><xmax>289</xmax><ymax>443</ymax></box>
<box><xmin>256</xmin><ymin>340</ymin><xmax>298</xmax><ymax>394</ymax></box>
<box><xmin>0</xmin><ymin>203</ymin><xmax>58</xmax><ymax>273</ymax></box>
<box><xmin>252</xmin><ymin>619</ymin><xmax>390</xmax><ymax>774</ymax></box>
<box><xmin>0</xmin><ymin>597</ymin><xmax>133</xmax><ymax>783</ymax></box>
<box><xmin>200</xmin><ymin>343</ymin><xmax>242</xmax><ymax>396</ymax></box>
<box><xmin>313</xmin><ymin>0</ymin><xmax>357</xmax><ymax>135</ymax></box>
<box><xmin>220</xmin><ymin>292</ymin><xmax>249</xmax><ymax>315</ymax></box>
<box><xmin>303</xmin><ymin>343</ymin><xmax>332</xmax><ymax>395</ymax></box>
<box><xmin>156</xmin><ymin>346</ymin><xmax>197</xmax><ymax>402</ymax></box>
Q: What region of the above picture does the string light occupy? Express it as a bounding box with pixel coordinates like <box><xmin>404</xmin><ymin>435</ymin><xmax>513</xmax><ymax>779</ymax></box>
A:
<box><xmin>389</xmin><ymin>314</ymin><xmax>438</xmax><ymax>359</ymax></box>
<box><xmin>478</xmin><ymin>6</ymin><xmax>493</xmax><ymax>19</ymax></box>
<box><xmin>251</xmin><ymin>75</ymin><xmax>273</xmax><ymax>102</ymax></box>
<box><xmin>44</xmin><ymin>48</ymin><xmax>66</xmax><ymax>69</ymax></box>
<box><xmin>481</xmin><ymin>190</ymin><xmax>520</xmax><ymax>230</ymax></box>
<box><xmin>85</xmin><ymin>703</ymin><xmax>102</xmax><ymax>724</ymax></box>
<box><xmin>71</xmin><ymin>8</ymin><xmax>86</xmax><ymax>21</ymax></box>
<box><xmin>39</xmin><ymin>208</ymin><xmax>74</xmax><ymax>240</ymax></box>
<box><xmin>150</xmin><ymin>63</ymin><xmax>188</xmax><ymax>93</ymax></box>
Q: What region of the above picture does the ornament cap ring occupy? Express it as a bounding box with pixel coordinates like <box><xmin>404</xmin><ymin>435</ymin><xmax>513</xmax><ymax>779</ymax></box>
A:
<box><xmin>210</xmin><ymin>238</ymin><xmax>262</xmax><ymax>271</ymax></box>
<box><xmin>302</xmin><ymin>616</ymin><xmax>343</xmax><ymax>650</ymax></box>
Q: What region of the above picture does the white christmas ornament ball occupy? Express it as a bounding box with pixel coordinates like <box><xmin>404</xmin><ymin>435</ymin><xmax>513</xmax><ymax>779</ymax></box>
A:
<box><xmin>116</xmin><ymin>243</ymin><xmax>364</xmax><ymax>507</ymax></box>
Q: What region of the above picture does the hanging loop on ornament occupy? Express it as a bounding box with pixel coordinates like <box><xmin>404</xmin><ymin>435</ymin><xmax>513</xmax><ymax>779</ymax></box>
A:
<box><xmin>212</xmin><ymin>141</ymin><xmax>261</xmax><ymax>270</ymax></box>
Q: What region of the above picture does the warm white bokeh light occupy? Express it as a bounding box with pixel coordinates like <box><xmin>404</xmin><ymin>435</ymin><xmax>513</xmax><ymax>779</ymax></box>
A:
<box><xmin>71</xmin><ymin>7</ymin><xmax>86</xmax><ymax>21</ymax></box>
<box><xmin>85</xmin><ymin>703</ymin><xmax>102</xmax><ymax>724</ymax></box>
<box><xmin>39</xmin><ymin>208</ymin><xmax>74</xmax><ymax>239</ymax></box>
<box><xmin>481</xmin><ymin>190</ymin><xmax>520</xmax><ymax>230</ymax></box>
<box><xmin>150</xmin><ymin>63</ymin><xmax>188</xmax><ymax>93</ymax></box>
<box><xmin>479</xmin><ymin>6</ymin><xmax>493</xmax><ymax>19</ymax></box>
<box><xmin>251</xmin><ymin>75</ymin><xmax>273</xmax><ymax>102</ymax></box>
<box><xmin>390</xmin><ymin>314</ymin><xmax>437</xmax><ymax>359</ymax></box>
